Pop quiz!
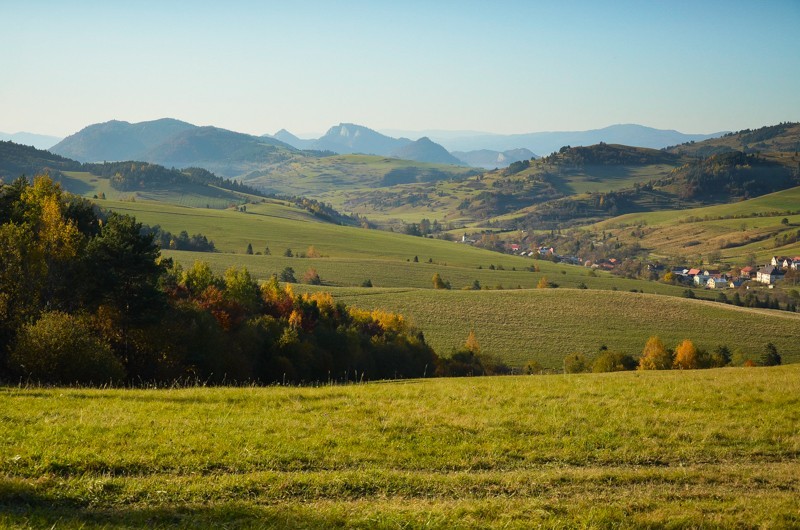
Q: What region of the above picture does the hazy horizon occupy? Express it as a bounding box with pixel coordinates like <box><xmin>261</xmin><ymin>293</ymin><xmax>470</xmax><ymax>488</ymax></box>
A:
<box><xmin>2</xmin><ymin>1</ymin><xmax>798</xmax><ymax>138</ymax></box>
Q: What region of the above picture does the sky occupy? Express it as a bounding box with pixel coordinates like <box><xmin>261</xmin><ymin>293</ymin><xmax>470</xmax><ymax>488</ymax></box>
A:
<box><xmin>1</xmin><ymin>0</ymin><xmax>799</xmax><ymax>138</ymax></box>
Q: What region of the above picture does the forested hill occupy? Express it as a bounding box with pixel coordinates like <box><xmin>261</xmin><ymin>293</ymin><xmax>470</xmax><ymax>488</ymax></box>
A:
<box><xmin>542</xmin><ymin>143</ymin><xmax>680</xmax><ymax>167</ymax></box>
<box><xmin>0</xmin><ymin>141</ymin><xmax>82</xmax><ymax>180</ymax></box>
<box><xmin>667</xmin><ymin>122</ymin><xmax>800</xmax><ymax>157</ymax></box>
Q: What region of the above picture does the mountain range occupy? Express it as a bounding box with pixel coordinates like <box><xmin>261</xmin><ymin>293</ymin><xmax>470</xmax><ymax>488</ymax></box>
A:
<box><xmin>50</xmin><ymin>119</ymin><xmax>299</xmax><ymax>177</ymax></box>
<box><xmin>412</xmin><ymin>124</ymin><xmax>726</xmax><ymax>154</ymax></box>
<box><xmin>47</xmin><ymin>118</ymin><xmax>728</xmax><ymax>179</ymax></box>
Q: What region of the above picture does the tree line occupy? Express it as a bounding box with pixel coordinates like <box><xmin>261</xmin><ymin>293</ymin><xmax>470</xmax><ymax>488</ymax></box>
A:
<box><xmin>0</xmin><ymin>175</ymin><xmax>439</xmax><ymax>385</ymax></box>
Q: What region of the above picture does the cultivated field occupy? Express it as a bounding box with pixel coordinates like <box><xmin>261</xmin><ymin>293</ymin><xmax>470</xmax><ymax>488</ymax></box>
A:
<box><xmin>318</xmin><ymin>287</ymin><xmax>800</xmax><ymax>368</ymax></box>
<box><xmin>2</xmin><ymin>366</ymin><xmax>798</xmax><ymax>528</ymax></box>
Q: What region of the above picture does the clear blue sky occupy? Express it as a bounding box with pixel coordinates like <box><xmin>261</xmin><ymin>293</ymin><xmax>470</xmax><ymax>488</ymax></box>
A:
<box><xmin>1</xmin><ymin>0</ymin><xmax>798</xmax><ymax>137</ymax></box>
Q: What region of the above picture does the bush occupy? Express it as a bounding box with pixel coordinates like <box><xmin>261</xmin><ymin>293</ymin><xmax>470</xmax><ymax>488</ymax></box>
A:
<box><xmin>592</xmin><ymin>351</ymin><xmax>637</xmax><ymax>372</ymax></box>
<box><xmin>9</xmin><ymin>311</ymin><xmax>125</xmax><ymax>384</ymax></box>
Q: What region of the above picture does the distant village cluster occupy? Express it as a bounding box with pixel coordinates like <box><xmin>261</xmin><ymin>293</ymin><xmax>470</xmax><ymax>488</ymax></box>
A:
<box><xmin>667</xmin><ymin>256</ymin><xmax>799</xmax><ymax>289</ymax></box>
<box><xmin>463</xmin><ymin>231</ymin><xmax>799</xmax><ymax>291</ymax></box>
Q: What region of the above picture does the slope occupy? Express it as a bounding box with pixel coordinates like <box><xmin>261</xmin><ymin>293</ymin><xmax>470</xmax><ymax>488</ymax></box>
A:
<box><xmin>50</xmin><ymin>118</ymin><xmax>196</xmax><ymax>162</ymax></box>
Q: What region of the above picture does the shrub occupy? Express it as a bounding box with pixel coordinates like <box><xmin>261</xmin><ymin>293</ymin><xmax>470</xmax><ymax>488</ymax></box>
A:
<box><xmin>592</xmin><ymin>351</ymin><xmax>637</xmax><ymax>372</ymax></box>
<box><xmin>563</xmin><ymin>352</ymin><xmax>590</xmax><ymax>373</ymax></box>
<box><xmin>9</xmin><ymin>311</ymin><xmax>125</xmax><ymax>384</ymax></box>
<box><xmin>302</xmin><ymin>268</ymin><xmax>322</xmax><ymax>285</ymax></box>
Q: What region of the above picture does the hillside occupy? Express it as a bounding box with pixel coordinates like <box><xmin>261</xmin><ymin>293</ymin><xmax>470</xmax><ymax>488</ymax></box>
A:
<box><xmin>390</xmin><ymin>136</ymin><xmax>462</xmax><ymax>165</ymax></box>
<box><xmin>320</xmin><ymin>144</ymin><xmax>685</xmax><ymax>227</ymax></box>
<box><xmin>592</xmin><ymin>186</ymin><xmax>800</xmax><ymax>264</ymax></box>
<box><xmin>242</xmin><ymin>153</ymin><xmax>479</xmax><ymax>196</ymax></box>
<box><xmin>49</xmin><ymin>118</ymin><xmax>196</xmax><ymax>162</ymax></box>
<box><xmin>143</xmin><ymin>126</ymin><xmax>298</xmax><ymax>177</ymax></box>
<box><xmin>667</xmin><ymin>122</ymin><xmax>800</xmax><ymax>157</ymax></box>
<box><xmin>0</xmin><ymin>140</ymin><xmax>82</xmax><ymax>181</ymax></box>
<box><xmin>324</xmin><ymin>287</ymin><xmax>800</xmax><ymax>368</ymax></box>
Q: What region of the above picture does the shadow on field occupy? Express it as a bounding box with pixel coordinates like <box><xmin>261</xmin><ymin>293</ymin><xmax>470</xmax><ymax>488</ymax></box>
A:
<box><xmin>1</xmin><ymin>487</ymin><xmax>338</xmax><ymax>529</ymax></box>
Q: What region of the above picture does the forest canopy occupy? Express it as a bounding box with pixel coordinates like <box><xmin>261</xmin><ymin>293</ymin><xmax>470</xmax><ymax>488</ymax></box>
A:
<box><xmin>0</xmin><ymin>175</ymin><xmax>437</xmax><ymax>385</ymax></box>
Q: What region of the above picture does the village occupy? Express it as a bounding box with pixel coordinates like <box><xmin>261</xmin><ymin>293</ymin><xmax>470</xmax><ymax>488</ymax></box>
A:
<box><xmin>502</xmin><ymin>238</ymin><xmax>800</xmax><ymax>291</ymax></box>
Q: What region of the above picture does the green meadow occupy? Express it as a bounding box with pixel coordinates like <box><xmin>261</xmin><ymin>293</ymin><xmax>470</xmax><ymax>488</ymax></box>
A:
<box><xmin>2</xmin><ymin>365</ymin><xmax>799</xmax><ymax>528</ymax></box>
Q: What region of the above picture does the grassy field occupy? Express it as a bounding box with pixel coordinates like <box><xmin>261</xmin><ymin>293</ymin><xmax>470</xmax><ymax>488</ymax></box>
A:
<box><xmin>244</xmin><ymin>153</ymin><xmax>478</xmax><ymax>197</ymax></box>
<box><xmin>2</xmin><ymin>366</ymin><xmax>799</xmax><ymax>528</ymax></box>
<box><xmin>59</xmin><ymin>171</ymin><xmax>253</xmax><ymax>209</ymax></box>
<box><xmin>591</xmin><ymin>186</ymin><xmax>800</xmax><ymax>263</ymax></box>
<box><xmin>308</xmin><ymin>287</ymin><xmax>800</xmax><ymax>368</ymax></box>
<box><xmin>100</xmin><ymin>198</ymin><xmax>697</xmax><ymax>295</ymax></box>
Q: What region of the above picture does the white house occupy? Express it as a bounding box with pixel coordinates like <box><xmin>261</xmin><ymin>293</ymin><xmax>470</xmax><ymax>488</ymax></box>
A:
<box><xmin>756</xmin><ymin>266</ymin><xmax>783</xmax><ymax>285</ymax></box>
<box><xmin>707</xmin><ymin>277</ymin><xmax>728</xmax><ymax>289</ymax></box>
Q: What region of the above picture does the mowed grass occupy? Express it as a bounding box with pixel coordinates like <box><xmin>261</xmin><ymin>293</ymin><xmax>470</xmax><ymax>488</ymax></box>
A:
<box><xmin>2</xmin><ymin>366</ymin><xmax>799</xmax><ymax>528</ymax></box>
<box><xmin>316</xmin><ymin>287</ymin><xmax>800</xmax><ymax>368</ymax></box>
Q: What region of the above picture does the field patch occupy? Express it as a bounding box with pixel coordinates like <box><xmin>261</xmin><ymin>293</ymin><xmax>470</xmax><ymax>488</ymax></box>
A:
<box><xmin>2</xmin><ymin>366</ymin><xmax>799</xmax><ymax>528</ymax></box>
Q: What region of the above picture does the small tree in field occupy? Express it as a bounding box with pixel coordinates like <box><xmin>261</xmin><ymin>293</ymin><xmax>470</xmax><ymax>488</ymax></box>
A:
<box><xmin>760</xmin><ymin>342</ymin><xmax>782</xmax><ymax>366</ymax></box>
<box><xmin>673</xmin><ymin>339</ymin><xmax>699</xmax><ymax>369</ymax></box>
<box><xmin>432</xmin><ymin>273</ymin><xmax>450</xmax><ymax>289</ymax></box>
<box><xmin>537</xmin><ymin>276</ymin><xmax>549</xmax><ymax>289</ymax></box>
<box><xmin>302</xmin><ymin>268</ymin><xmax>321</xmax><ymax>285</ymax></box>
<box><xmin>246</xmin><ymin>243</ymin><xmax>253</xmax><ymax>255</ymax></box>
<box><xmin>464</xmin><ymin>329</ymin><xmax>480</xmax><ymax>354</ymax></box>
<box><xmin>638</xmin><ymin>336</ymin><xmax>672</xmax><ymax>370</ymax></box>
<box><xmin>563</xmin><ymin>352</ymin><xmax>589</xmax><ymax>373</ymax></box>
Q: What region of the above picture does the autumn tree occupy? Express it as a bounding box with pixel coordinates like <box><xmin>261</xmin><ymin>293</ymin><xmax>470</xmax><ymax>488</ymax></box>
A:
<box><xmin>638</xmin><ymin>336</ymin><xmax>672</xmax><ymax>370</ymax></box>
<box><xmin>432</xmin><ymin>272</ymin><xmax>450</xmax><ymax>289</ymax></box>
<box><xmin>302</xmin><ymin>268</ymin><xmax>322</xmax><ymax>285</ymax></box>
<box><xmin>537</xmin><ymin>276</ymin><xmax>549</xmax><ymax>289</ymax></box>
<box><xmin>673</xmin><ymin>339</ymin><xmax>699</xmax><ymax>370</ymax></box>
<box><xmin>464</xmin><ymin>329</ymin><xmax>480</xmax><ymax>354</ymax></box>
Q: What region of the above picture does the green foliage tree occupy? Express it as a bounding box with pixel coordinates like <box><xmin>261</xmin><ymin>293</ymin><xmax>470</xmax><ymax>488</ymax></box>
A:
<box><xmin>279</xmin><ymin>267</ymin><xmax>296</xmax><ymax>283</ymax></box>
<box><xmin>9</xmin><ymin>311</ymin><xmax>125</xmax><ymax>384</ymax></box>
<box><xmin>564</xmin><ymin>352</ymin><xmax>589</xmax><ymax>373</ymax></box>
<box><xmin>760</xmin><ymin>342</ymin><xmax>782</xmax><ymax>366</ymax></box>
<box><xmin>708</xmin><ymin>345</ymin><xmax>731</xmax><ymax>368</ymax></box>
<box><xmin>246</xmin><ymin>243</ymin><xmax>253</xmax><ymax>255</ymax></box>
<box><xmin>592</xmin><ymin>350</ymin><xmax>637</xmax><ymax>372</ymax></box>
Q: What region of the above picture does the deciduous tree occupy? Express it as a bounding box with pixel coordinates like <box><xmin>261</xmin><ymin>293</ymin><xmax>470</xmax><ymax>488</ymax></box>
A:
<box><xmin>638</xmin><ymin>336</ymin><xmax>672</xmax><ymax>370</ymax></box>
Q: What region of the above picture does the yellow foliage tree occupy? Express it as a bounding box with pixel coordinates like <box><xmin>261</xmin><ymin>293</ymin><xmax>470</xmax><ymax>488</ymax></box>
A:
<box><xmin>673</xmin><ymin>339</ymin><xmax>699</xmax><ymax>370</ymax></box>
<box><xmin>537</xmin><ymin>276</ymin><xmax>549</xmax><ymax>289</ymax></box>
<box><xmin>465</xmin><ymin>329</ymin><xmax>480</xmax><ymax>354</ymax></box>
<box><xmin>637</xmin><ymin>336</ymin><xmax>672</xmax><ymax>370</ymax></box>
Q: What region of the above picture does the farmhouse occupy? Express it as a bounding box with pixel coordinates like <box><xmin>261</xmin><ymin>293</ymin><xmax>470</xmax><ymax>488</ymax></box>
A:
<box><xmin>756</xmin><ymin>266</ymin><xmax>783</xmax><ymax>285</ymax></box>
<box><xmin>706</xmin><ymin>277</ymin><xmax>728</xmax><ymax>289</ymax></box>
